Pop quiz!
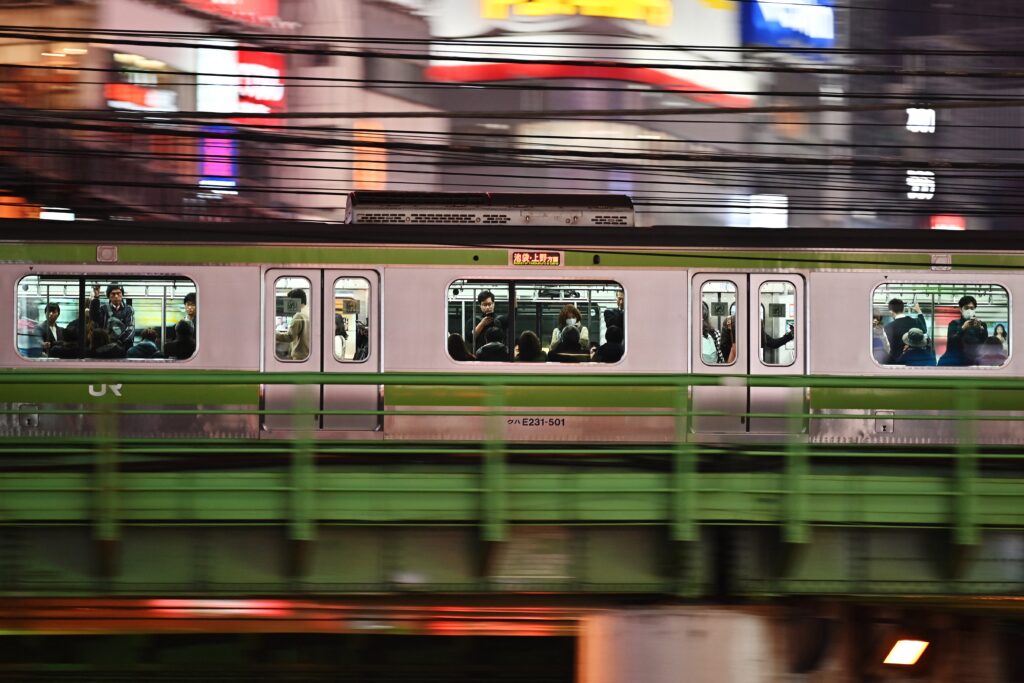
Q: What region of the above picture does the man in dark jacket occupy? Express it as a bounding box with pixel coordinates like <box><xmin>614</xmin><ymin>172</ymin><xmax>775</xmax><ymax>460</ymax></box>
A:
<box><xmin>39</xmin><ymin>303</ymin><xmax>63</xmax><ymax>355</ymax></box>
<box><xmin>883</xmin><ymin>298</ymin><xmax>926</xmax><ymax>364</ymax></box>
<box><xmin>593</xmin><ymin>325</ymin><xmax>624</xmax><ymax>363</ymax></box>
<box><xmin>90</xmin><ymin>283</ymin><xmax>135</xmax><ymax>349</ymax></box>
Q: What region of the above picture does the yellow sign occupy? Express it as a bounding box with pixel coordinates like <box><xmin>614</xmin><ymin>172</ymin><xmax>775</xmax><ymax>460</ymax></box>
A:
<box><xmin>512</xmin><ymin>251</ymin><xmax>562</xmax><ymax>266</ymax></box>
<box><xmin>483</xmin><ymin>0</ymin><xmax>672</xmax><ymax>27</ymax></box>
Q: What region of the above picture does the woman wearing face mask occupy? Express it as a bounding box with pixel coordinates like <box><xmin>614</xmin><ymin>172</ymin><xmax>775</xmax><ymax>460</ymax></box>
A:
<box><xmin>994</xmin><ymin>324</ymin><xmax>1009</xmax><ymax>353</ymax></box>
<box><xmin>550</xmin><ymin>304</ymin><xmax>589</xmax><ymax>353</ymax></box>
<box><xmin>942</xmin><ymin>295</ymin><xmax>988</xmax><ymax>366</ymax></box>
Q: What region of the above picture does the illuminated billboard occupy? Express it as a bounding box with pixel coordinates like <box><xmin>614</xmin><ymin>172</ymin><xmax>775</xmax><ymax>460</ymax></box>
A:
<box><xmin>740</xmin><ymin>0</ymin><xmax>835</xmax><ymax>50</ymax></box>
<box><xmin>422</xmin><ymin>0</ymin><xmax>755</xmax><ymax>108</ymax></box>
<box><xmin>181</xmin><ymin>0</ymin><xmax>279</xmax><ymax>25</ymax></box>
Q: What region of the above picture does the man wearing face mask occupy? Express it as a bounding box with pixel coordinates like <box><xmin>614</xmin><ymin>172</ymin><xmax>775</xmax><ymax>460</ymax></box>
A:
<box><xmin>943</xmin><ymin>295</ymin><xmax>988</xmax><ymax>366</ymax></box>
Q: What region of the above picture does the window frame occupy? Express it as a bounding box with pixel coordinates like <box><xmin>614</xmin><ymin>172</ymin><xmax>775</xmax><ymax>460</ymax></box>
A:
<box><xmin>698</xmin><ymin>279</ymin><xmax>739</xmax><ymax>368</ymax></box>
<box><xmin>445</xmin><ymin>278</ymin><xmax>625</xmax><ymax>365</ymax></box>
<box><xmin>15</xmin><ymin>273</ymin><xmax>198</xmax><ymax>362</ymax></box>
<box><xmin>869</xmin><ymin>279</ymin><xmax>1011</xmax><ymax>370</ymax></box>
<box><xmin>757</xmin><ymin>280</ymin><xmax>797</xmax><ymax>368</ymax></box>
<box><xmin>330</xmin><ymin>275</ymin><xmax>372</xmax><ymax>364</ymax></box>
<box><xmin>272</xmin><ymin>275</ymin><xmax>312</xmax><ymax>364</ymax></box>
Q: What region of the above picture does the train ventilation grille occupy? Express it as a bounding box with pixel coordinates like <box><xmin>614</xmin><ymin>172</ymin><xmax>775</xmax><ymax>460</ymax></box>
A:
<box><xmin>358</xmin><ymin>212</ymin><xmax>409</xmax><ymax>223</ymax></box>
<box><xmin>482</xmin><ymin>214</ymin><xmax>511</xmax><ymax>224</ymax></box>
<box><xmin>592</xmin><ymin>215</ymin><xmax>630</xmax><ymax>225</ymax></box>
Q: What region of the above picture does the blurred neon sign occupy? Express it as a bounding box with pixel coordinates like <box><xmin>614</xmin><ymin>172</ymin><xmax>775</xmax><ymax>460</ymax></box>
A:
<box><xmin>482</xmin><ymin>0</ymin><xmax>671</xmax><ymax>26</ymax></box>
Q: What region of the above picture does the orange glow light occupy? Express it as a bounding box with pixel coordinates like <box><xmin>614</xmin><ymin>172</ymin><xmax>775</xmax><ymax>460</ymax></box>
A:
<box><xmin>883</xmin><ymin>639</ymin><xmax>929</xmax><ymax>666</ymax></box>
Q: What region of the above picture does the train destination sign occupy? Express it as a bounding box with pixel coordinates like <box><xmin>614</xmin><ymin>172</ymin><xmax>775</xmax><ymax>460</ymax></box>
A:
<box><xmin>511</xmin><ymin>251</ymin><xmax>562</xmax><ymax>266</ymax></box>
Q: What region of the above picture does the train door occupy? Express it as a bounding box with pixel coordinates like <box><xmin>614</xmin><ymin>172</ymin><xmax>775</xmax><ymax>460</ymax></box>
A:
<box><xmin>748</xmin><ymin>275</ymin><xmax>806</xmax><ymax>433</ymax></box>
<box><xmin>263</xmin><ymin>269</ymin><xmax>380</xmax><ymax>434</ymax></box>
<box><xmin>691</xmin><ymin>274</ymin><xmax>747</xmax><ymax>434</ymax></box>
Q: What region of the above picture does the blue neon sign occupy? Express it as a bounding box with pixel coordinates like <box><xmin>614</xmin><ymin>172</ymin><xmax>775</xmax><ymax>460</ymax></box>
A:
<box><xmin>741</xmin><ymin>0</ymin><xmax>836</xmax><ymax>50</ymax></box>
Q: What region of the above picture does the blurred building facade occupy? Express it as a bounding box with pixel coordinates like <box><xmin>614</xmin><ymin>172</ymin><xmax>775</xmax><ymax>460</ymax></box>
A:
<box><xmin>0</xmin><ymin>0</ymin><xmax>294</xmax><ymax>219</ymax></box>
<box><xmin>848</xmin><ymin>0</ymin><xmax>1024</xmax><ymax>231</ymax></box>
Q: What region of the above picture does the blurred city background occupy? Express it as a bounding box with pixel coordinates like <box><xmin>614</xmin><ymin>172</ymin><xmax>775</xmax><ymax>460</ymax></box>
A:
<box><xmin>0</xmin><ymin>0</ymin><xmax>1022</xmax><ymax>227</ymax></box>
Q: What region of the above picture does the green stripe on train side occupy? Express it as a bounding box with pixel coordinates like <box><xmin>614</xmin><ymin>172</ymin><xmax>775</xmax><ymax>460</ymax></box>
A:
<box><xmin>0</xmin><ymin>383</ymin><xmax>257</xmax><ymax>405</ymax></box>
<box><xmin>6</xmin><ymin>243</ymin><xmax>1015</xmax><ymax>270</ymax></box>
<box><xmin>565</xmin><ymin>250</ymin><xmax>935</xmax><ymax>269</ymax></box>
<box><xmin>1</xmin><ymin>244</ymin><xmax>510</xmax><ymax>266</ymax></box>
<box><xmin>810</xmin><ymin>387</ymin><xmax>1024</xmax><ymax>412</ymax></box>
<box><xmin>385</xmin><ymin>385</ymin><xmax>676</xmax><ymax>408</ymax></box>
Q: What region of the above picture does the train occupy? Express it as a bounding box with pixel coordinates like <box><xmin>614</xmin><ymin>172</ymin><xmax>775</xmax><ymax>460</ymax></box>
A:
<box><xmin>1</xmin><ymin>192</ymin><xmax>1022</xmax><ymax>446</ymax></box>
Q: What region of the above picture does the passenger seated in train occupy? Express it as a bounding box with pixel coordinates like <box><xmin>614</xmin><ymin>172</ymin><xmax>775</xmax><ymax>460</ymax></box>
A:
<box><xmin>940</xmin><ymin>296</ymin><xmax>988</xmax><ymax>366</ymax></box>
<box><xmin>164</xmin><ymin>320</ymin><xmax>196</xmax><ymax>360</ymax></box>
<box><xmin>447</xmin><ymin>333</ymin><xmax>475</xmax><ymax>361</ymax></box>
<box><xmin>894</xmin><ymin>328</ymin><xmax>935</xmax><ymax>366</ymax></box>
<box><xmin>90</xmin><ymin>329</ymin><xmax>126</xmax><ymax>359</ymax></box>
<box><xmin>975</xmin><ymin>337</ymin><xmax>1008</xmax><ymax>366</ymax></box>
<box><xmin>547</xmin><ymin>326</ymin><xmax>588</xmax><ymax>363</ymax></box>
<box><xmin>551</xmin><ymin>304</ymin><xmax>589</xmax><ymax>350</ymax></box>
<box><xmin>515</xmin><ymin>331</ymin><xmax>546</xmax><ymax>363</ymax></box>
<box><xmin>128</xmin><ymin>328</ymin><xmax>164</xmax><ymax>359</ymax></box>
<box><xmin>592</xmin><ymin>325</ymin><xmax>624</xmax><ymax>363</ymax></box>
<box><xmin>476</xmin><ymin>326</ymin><xmax>509</xmax><ymax>362</ymax></box>
<box><xmin>48</xmin><ymin>318</ymin><xmax>90</xmax><ymax>359</ymax></box>
<box><xmin>882</xmin><ymin>299</ymin><xmax>926</xmax><ymax>364</ymax></box>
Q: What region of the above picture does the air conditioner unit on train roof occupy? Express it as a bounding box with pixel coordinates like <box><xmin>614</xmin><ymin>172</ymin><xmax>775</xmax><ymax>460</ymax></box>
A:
<box><xmin>345</xmin><ymin>191</ymin><xmax>635</xmax><ymax>228</ymax></box>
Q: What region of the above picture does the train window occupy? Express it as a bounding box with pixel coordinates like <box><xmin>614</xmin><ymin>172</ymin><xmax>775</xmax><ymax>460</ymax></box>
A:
<box><xmin>273</xmin><ymin>277</ymin><xmax>311</xmax><ymax>362</ymax></box>
<box><xmin>16</xmin><ymin>275</ymin><xmax>197</xmax><ymax>361</ymax></box>
<box><xmin>759</xmin><ymin>282</ymin><xmax>796</xmax><ymax>367</ymax></box>
<box><xmin>332</xmin><ymin>277</ymin><xmax>370</xmax><ymax>362</ymax></box>
<box><xmin>446</xmin><ymin>280</ymin><xmax>623</xmax><ymax>363</ymax></box>
<box><xmin>872</xmin><ymin>283</ymin><xmax>1009</xmax><ymax>367</ymax></box>
<box><xmin>699</xmin><ymin>281</ymin><xmax>737</xmax><ymax>366</ymax></box>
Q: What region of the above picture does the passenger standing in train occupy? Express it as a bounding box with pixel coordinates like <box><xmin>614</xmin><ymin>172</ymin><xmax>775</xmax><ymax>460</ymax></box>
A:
<box><xmin>593</xmin><ymin>325</ymin><xmax>624</xmax><ymax>363</ymax></box>
<box><xmin>720</xmin><ymin>315</ymin><xmax>736</xmax><ymax>363</ymax></box>
<box><xmin>89</xmin><ymin>283</ymin><xmax>135</xmax><ymax>350</ymax></box>
<box><xmin>942</xmin><ymin>295</ymin><xmax>987</xmax><ymax>366</ymax></box>
<box><xmin>894</xmin><ymin>329</ymin><xmax>935</xmax><ymax>366</ymax></box>
<box><xmin>994</xmin><ymin>324</ymin><xmax>1009</xmax><ymax>353</ymax></box>
<box><xmin>39</xmin><ymin>303</ymin><xmax>63</xmax><ymax>356</ymax></box>
<box><xmin>603</xmin><ymin>289</ymin><xmax>624</xmax><ymax>342</ymax></box>
<box><xmin>550</xmin><ymin>304</ymin><xmax>589</xmax><ymax>352</ymax></box>
<box><xmin>701</xmin><ymin>302</ymin><xmax>724</xmax><ymax>364</ymax></box>
<box><xmin>872</xmin><ymin>315</ymin><xmax>890</xmax><ymax>365</ymax></box>
<box><xmin>183</xmin><ymin>292</ymin><xmax>197</xmax><ymax>334</ymax></box>
<box><xmin>472</xmin><ymin>290</ymin><xmax>507</xmax><ymax>352</ymax></box>
<box><xmin>883</xmin><ymin>299</ymin><xmax>926</xmax><ymax>364</ymax></box>
<box><xmin>275</xmin><ymin>288</ymin><xmax>310</xmax><ymax>361</ymax></box>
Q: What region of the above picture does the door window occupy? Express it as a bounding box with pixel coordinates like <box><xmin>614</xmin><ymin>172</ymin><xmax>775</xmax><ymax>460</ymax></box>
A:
<box><xmin>273</xmin><ymin>277</ymin><xmax>311</xmax><ymax>362</ymax></box>
<box><xmin>699</xmin><ymin>280</ymin><xmax>737</xmax><ymax>366</ymax></box>
<box><xmin>759</xmin><ymin>282</ymin><xmax>796</xmax><ymax>367</ymax></box>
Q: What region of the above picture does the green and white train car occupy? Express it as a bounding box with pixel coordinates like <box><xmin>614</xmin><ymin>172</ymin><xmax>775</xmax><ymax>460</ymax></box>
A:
<box><xmin>1</xmin><ymin>194</ymin><xmax>1022</xmax><ymax>446</ymax></box>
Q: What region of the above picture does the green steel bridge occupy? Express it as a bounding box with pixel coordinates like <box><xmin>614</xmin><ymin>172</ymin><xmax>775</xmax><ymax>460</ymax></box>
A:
<box><xmin>1</xmin><ymin>370</ymin><xmax>1022</xmax><ymax>601</ymax></box>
